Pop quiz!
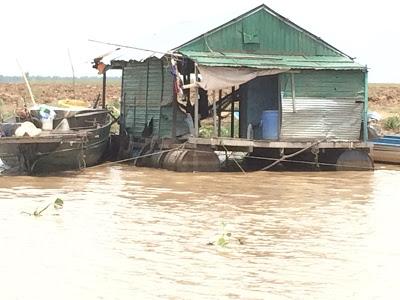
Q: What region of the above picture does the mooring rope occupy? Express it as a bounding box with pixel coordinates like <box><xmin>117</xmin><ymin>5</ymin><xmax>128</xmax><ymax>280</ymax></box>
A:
<box><xmin>83</xmin><ymin>142</ymin><xmax>187</xmax><ymax>170</ymax></box>
<box><xmin>246</xmin><ymin>155</ymin><xmax>374</xmax><ymax>171</ymax></box>
<box><xmin>77</xmin><ymin>139</ymin><xmax>373</xmax><ymax>172</ymax></box>
<box><xmin>260</xmin><ymin>139</ymin><xmax>326</xmax><ymax>171</ymax></box>
<box><xmin>221</xmin><ymin>144</ymin><xmax>246</xmax><ymax>174</ymax></box>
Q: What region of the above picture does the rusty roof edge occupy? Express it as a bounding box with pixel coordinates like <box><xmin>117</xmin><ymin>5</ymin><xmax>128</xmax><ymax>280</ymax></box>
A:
<box><xmin>180</xmin><ymin>51</ymin><xmax>356</xmax><ymax>61</ymax></box>
<box><xmin>188</xmin><ymin>60</ymin><xmax>365</xmax><ymax>70</ymax></box>
<box><xmin>180</xmin><ymin>51</ymin><xmax>366</xmax><ymax>70</ymax></box>
<box><xmin>195</xmin><ymin>65</ymin><xmax>365</xmax><ymax>71</ymax></box>
<box><xmin>109</xmin><ymin>57</ymin><xmax>167</xmax><ymax>69</ymax></box>
<box><xmin>188</xmin><ymin>63</ymin><xmax>365</xmax><ymax>71</ymax></box>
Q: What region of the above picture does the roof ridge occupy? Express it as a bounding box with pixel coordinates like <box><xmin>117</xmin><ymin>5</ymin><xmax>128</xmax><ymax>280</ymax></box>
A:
<box><xmin>173</xmin><ymin>4</ymin><xmax>354</xmax><ymax>60</ymax></box>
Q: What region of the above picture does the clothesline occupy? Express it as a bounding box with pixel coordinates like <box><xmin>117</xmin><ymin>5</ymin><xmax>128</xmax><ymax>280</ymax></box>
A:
<box><xmin>88</xmin><ymin>39</ymin><xmax>182</xmax><ymax>58</ymax></box>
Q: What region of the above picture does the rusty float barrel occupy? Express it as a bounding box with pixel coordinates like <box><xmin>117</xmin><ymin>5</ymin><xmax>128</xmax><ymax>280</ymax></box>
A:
<box><xmin>336</xmin><ymin>150</ymin><xmax>374</xmax><ymax>171</ymax></box>
<box><xmin>162</xmin><ymin>149</ymin><xmax>220</xmax><ymax>172</ymax></box>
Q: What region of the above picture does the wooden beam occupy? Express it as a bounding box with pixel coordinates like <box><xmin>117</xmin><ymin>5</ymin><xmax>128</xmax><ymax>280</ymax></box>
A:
<box><xmin>186</xmin><ymin>137</ymin><xmax>372</xmax><ymax>150</ymax></box>
<box><xmin>182</xmin><ymin>83</ymin><xmax>198</xmax><ymax>89</ymax></box>
<box><xmin>102</xmin><ymin>71</ymin><xmax>107</xmax><ymax>108</ymax></box>
<box><xmin>172</xmin><ymin>86</ymin><xmax>177</xmax><ymax>140</ymax></box>
<box><xmin>218</xmin><ymin>90</ymin><xmax>222</xmax><ymax>137</ymax></box>
<box><xmin>169</xmin><ymin>59</ymin><xmax>177</xmax><ymax>140</ymax></box>
<box><xmin>290</xmin><ymin>73</ymin><xmax>296</xmax><ymax>113</ymax></box>
<box><xmin>213</xmin><ymin>95</ymin><xmax>217</xmax><ymax>137</ymax></box>
<box><xmin>363</xmin><ymin>71</ymin><xmax>368</xmax><ymax>142</ymax></box>
<box><xmin>230</xmin><ymin>86</ymin><xmax>235</xmax><ymax>138</ymax></box>
<box><xmin>194</xmin><ymin>65</ymin><xmax>199</xmax><ymax>137</ymax></box>
<box><xmin>145</xmin><ymin>60</ymin><xmax>150</xmax><ymax>124</ymax></box>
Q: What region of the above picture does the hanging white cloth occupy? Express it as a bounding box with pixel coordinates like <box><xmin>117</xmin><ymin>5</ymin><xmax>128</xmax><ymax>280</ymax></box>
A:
<box><xmin>197</xmin><ymin>65</ymin><xmax>289</xmax><ymax>90</ymax></box>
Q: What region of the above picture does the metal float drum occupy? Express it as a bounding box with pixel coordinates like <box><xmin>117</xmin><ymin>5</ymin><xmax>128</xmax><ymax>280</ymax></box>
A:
<box><xmin>161</xmin><ymin>149</ymin><xmax>220</xmax><ymax>172</ymax></box>
<box><xmin>336</xmin><ymin>150</ymin><xmax>374</xmax><ymax>171</ymax></box>
<box><xmin>161</xmin><ymin>149</ymin><xmax>183</xmax><ymax>171</ymax></box>
<box><xmin>149</xmin><ymin>151</ymin><xmax>167</xmax><ymax>168</ymax></box>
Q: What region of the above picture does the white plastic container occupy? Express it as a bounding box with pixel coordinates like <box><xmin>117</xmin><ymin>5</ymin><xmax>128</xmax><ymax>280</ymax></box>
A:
<box><xmin>42</xmin><ymin>118</ymin><xmax>53</xmax><ymax>130</ymax></box>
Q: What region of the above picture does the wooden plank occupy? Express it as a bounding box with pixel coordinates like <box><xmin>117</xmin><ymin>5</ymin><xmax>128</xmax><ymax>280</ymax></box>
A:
<box><xmin>187</xmin><ymin>137</ymin><xmax>371</xmax><ymax>150</ymax></box>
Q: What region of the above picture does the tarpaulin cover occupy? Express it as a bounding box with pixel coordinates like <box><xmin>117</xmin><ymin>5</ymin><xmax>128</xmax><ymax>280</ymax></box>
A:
<box><xmin>197</xmin><ymin>65</ymin><xmax>288</xmax><ymax>90</ymax></box>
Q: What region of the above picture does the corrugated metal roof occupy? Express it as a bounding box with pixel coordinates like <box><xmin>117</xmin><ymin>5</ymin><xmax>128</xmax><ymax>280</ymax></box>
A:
<box><xmin>180</xmin><ymin>51</ymin><xmax>365</xmax><ymax>70</ymax></box>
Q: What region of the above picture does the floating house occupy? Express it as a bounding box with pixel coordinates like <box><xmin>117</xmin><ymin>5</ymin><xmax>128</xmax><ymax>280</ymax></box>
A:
<box><xmin>104</xmin><ymin>4</ymin><xmax>373</xmax><ymax>171</ymax></box>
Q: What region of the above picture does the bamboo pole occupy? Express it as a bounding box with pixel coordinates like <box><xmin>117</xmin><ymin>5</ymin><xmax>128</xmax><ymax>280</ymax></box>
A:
<box><xmin>16</xmin><ymin>59</ymin><xmax>36</xmax><ymax>105</ymax></box>
<box><xmin>67</xmin><ymin>48</ymin><xmax>76</xmax><ymax>99</ymax></box>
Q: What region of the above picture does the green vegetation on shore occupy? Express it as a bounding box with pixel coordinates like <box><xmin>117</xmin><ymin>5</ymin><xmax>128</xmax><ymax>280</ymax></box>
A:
<box><xmin>384</xmin><ymin>115</ymin><xmax>400</xmax><ymax>132</ymax></box>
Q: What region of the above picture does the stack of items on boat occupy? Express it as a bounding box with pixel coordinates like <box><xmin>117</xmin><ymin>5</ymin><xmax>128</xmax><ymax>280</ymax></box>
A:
<box><xmin>0</xmin><ymin>104</ymin><xmax>112</xmax><ymax>174</ymax></box>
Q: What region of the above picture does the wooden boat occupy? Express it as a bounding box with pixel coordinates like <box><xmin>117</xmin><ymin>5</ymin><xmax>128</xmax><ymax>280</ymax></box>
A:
<box><xmin>370</xmin><ymin>135</ymin><xmax>400</xmax><ymax>164</ymax></box>
<box><xmin>0</xmin><ymin>108</ymin><xmax>112</xmax><ymax>174</ymax></box>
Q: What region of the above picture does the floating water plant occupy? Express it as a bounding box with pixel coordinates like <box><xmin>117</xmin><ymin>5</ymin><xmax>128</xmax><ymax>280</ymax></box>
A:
<box><xmin>54</xmin><ymin>198</ymin><xmax>64</xmax><ymax>209</ymax></box>
<box><xmin>207</xmin><ymin>222</ymin><xmax>245</xmax><ymax>247</ymax></box>
<box><xmin>217</xmin><ymin>231</ymin><xmax>231</xmax><ymax>247</ymax></box>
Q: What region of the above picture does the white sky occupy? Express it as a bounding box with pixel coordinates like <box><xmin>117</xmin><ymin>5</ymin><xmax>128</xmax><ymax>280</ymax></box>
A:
<box><xmin>1</xmin><ymin>0</ymin><xmax>399</xmax><ymax>82</ymax></box>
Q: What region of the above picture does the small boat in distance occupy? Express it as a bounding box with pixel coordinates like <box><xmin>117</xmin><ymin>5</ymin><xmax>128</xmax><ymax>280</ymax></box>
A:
<box><xmin>370</xmin><ymin>135</ymin><xmax>400</xmax><ymax>164</ymax></box>
<box><xmin>0</xmin><ymin>106</ymin><xmax>112</xmax><ymax>174</ymax></box>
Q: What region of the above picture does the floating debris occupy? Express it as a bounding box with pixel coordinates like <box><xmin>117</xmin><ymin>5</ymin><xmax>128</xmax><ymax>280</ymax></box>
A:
<box><xmin>54</xmin><ymin>198</ymin><xmax>64</xmax><ymax>209</ymax></box>
<box><xmin>208</xmin><ymin>223</ymin><xmax>244</xmax><ymax>247</ymax></box>
<box><xmin>22</xmin><ymin>198</ymin><xmax>64</xmax><ymax>217</ymax></box>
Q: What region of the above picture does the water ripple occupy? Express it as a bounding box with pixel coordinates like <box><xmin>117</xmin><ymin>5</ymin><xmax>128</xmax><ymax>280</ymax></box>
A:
<box><xmin>0</xmin><ymin>165</ymin><xmax>399</xmax><ymax>299</ymax></box>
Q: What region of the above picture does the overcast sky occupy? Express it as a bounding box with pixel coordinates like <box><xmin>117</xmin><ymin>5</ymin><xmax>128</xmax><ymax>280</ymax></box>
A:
<box><xmin>1</xmin><ymin>0</ymin><xmax>399</xmax><ymax>82</ymax></box>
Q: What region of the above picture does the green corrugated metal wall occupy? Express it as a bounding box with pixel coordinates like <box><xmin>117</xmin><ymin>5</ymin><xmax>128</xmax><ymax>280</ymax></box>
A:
<box><xmin>179</xmin><ymin>8</ymin><xmax>341</xmax><ymax>56</ymax></box>
<box><xmin>121</xmin><ymin>57</ymin><xmax>189</xmax><ymax>139</ymax></box>
<box><xmin>122</xmin><ymin>57</ymin><xmax>173</xmax><ymax>138</ymax></box>
<box><xmin>159</xmin><ymin>106</ymin><xmax>190</xmax><ymax>138</ymax></box>
<box><xmin>278</xmin><ymin>70</ymin><xmax>366</xmax><ymax>141</ymax></box>
<box><xmin>280</xmin><ymin>70</ymin><xmax>365</xmax><ymax>99</ymax></box>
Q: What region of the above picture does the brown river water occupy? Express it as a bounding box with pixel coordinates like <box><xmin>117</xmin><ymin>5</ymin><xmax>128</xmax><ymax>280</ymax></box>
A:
<box><xmin>0</xmin><ymin>164</ymin><xmax>400</xmax><ymax>299</ymax></box>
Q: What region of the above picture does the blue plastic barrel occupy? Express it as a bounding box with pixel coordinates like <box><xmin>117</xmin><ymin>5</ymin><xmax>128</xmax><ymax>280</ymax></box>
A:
<box><xmin>261</xmin><ymin>110</ymin><xmax>279</xmax><ymax>140</ymax></box>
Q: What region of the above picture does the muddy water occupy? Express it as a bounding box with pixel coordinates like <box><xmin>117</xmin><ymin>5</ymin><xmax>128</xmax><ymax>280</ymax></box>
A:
<box><xmin>0</xmin><ymin>165</ymin><xmax>399</xmax><ymax>300</ymax></box>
